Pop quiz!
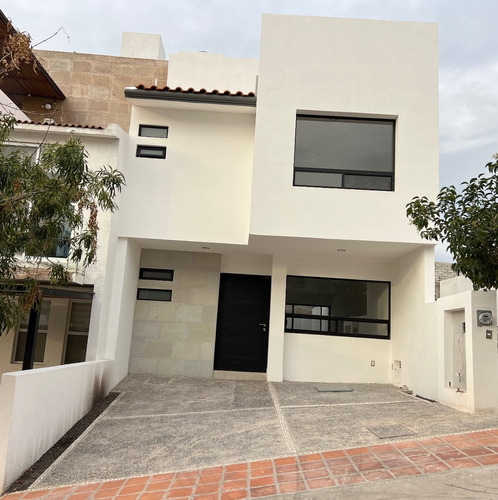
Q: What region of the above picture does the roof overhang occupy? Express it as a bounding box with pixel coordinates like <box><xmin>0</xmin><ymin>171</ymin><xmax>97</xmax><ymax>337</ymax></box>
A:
<box><xmin>12</xmin><ymin>121</ymin><xmax>124</xmax><ymax>140</ymax></box>
<box><xmin>125</xmin><ymin>87</ymin><xmax>256</xmax><ymax>108</ymax></box>
<box><xmin>0</xmin><ymin>10</ymin><xmax>65</xmax><ymax>108</ymax></box>
<box><xmin>3</xmin><ymin>282</ymin><xmax>94</xmax><ymax>300</ymax></box>
<box><xmin>127</xmin><ymin>235</ymin><xmax>434</xmax><ymax>262</ymax></box>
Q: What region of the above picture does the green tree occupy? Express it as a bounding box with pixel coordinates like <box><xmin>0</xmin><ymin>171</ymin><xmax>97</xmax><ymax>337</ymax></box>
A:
<box><xmin>406</xmin><ymin>155</ymin><xmax>498</xmax><ymax>290</ymax></box>
<box><xmin>0</xmin><ymin>114</ymin><xmax>125</xmax><ymax>333</ymax></box>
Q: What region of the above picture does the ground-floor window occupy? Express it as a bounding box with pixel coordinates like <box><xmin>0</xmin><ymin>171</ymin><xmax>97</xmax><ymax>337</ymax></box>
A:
<box><xmin>12</xmin><ymin>300</ymin><xmax>51</xmax><ymax>363</ymax></box>
<box><xmin>63</xmin><ymin>301</ymin><xmax>91</xmax><ymax>364</ymax></box>
<box><xmin>285</xmin><ymin>276</ymin><xmax>390</xmax><ymax>339</ymax></box>
<box><xmin>11</xmin><ymin>298</ymin><xmax>92</xmax><ymax>365</ymax></box>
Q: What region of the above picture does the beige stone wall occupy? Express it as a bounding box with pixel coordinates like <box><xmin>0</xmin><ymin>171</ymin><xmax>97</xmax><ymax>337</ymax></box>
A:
<box><xmin>435</xmin><ymin>261</ymin><xmax>458</xmax><ymax>299</ymax></box>
<box><xmin>22</xmin><ymin>50</ymin><xmax>168</xmax><ymax>131</ymax></box>
<box><xmin>129</xmin><ymin>250</ymin><xmax>221</xmax><ymax>378</ymax></box>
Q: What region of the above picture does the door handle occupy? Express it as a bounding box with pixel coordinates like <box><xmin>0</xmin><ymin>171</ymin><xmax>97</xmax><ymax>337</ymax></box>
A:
<box><xmin>259</xmin><ymin>323</ymin><xmax>267</xmax><ymax>332</ymax></box>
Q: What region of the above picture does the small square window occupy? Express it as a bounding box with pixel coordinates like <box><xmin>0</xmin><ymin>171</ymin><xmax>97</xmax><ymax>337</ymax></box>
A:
<box><xmin>136</xmin><ymin>145</ymin><xmax>167</xmax><ymax>159</ymax></box>
<box><xmin>137</xmin><ymin>288</ymin><xmax>172</xmax><ymax>301</ymax></box>
<box><xmin>139</xmin><ymin>125</ymin><xmax>169</xmax><ymax>138</ymax></box>
<box><xmin>46</xmin><ymin>226</ymin><xmax>71</xmax><ymax>259</ymax></box>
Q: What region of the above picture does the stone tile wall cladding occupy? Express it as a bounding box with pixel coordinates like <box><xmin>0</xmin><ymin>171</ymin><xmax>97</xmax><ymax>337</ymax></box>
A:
<box><xmin>24</xmin><ymin>50</ymin><xmax>168</xmax><ymax>131</ymax></box>
<box><xmin>435</xmin><ymin>261</ymin><xmax>458</xmax><ymax>299</ymax></box>
<box><xmin>129</xmin><ymin>250</ymin><xmax>221</xmax><ymax>378</ymax></box>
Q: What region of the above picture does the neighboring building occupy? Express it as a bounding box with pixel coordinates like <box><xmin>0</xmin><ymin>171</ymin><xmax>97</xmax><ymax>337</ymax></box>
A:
<box><xmin>0</xmin><ymin>122</ymin><xmax>127</xmax><ymax>376</ymax></box>
<box><xmin>25</xmin><ymin>33</ymin><xmax>168</xmax><ymax>131</ymax></box>
<box><xmin>0</xmin><ymin>20</ymin><xmax>162</xmax><ymax>377</ymax></box>
<box><xmin>0</xmin><ymin>9</ymin><xmax>65</xmax><ymax>117</ymax></box>
<box><xmin>435</xmin><ymin>261</ymin><xmax>459</xmax><ymax>299</ymax></box>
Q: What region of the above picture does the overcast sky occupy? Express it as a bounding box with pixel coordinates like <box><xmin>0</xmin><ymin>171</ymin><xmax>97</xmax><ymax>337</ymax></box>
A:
<box><xmin>3</xmin><ymin>0</ymin><xmax>498</xmax><ymax>261</ymax></box>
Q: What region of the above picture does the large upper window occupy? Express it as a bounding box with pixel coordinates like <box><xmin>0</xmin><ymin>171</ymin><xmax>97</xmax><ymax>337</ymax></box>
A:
<box><xmin>285</xmin><ymin>276</ymin><xmax>390</xmax><ymax>339</ymax></box>
<box><xmin>294</xmin><ymin>115</ymin><xmax>395</xmax><ymax>191</ymax></box>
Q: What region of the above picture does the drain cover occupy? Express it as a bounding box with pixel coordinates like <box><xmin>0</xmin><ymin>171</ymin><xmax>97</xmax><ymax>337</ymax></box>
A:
<box><xmin>367</xmin><ymin>424</ymin><xmax>417</xmax><ymax>439</ymax></box>
<box><xmin>315</xmin><ymin>385</ymin><xmax>353</xmax><ymax>392</ymax></box>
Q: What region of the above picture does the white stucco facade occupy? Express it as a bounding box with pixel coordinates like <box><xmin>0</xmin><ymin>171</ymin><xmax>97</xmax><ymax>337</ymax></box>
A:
<box><xmin>251</xmin><ymin>16</ymin><xmax>439</xmax><ymax>243</ymax></box>
<box><xmin>113</xmin><ymin>14</ymin><xmax>440</xmax><ymax>395</ymax></box>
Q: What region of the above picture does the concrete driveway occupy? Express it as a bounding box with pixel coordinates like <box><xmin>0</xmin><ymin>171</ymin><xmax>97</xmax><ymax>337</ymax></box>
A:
<box><xmin>32</xmin><ymin>375</ymin><xmax>498</xmax><ymax>490</ymax></box>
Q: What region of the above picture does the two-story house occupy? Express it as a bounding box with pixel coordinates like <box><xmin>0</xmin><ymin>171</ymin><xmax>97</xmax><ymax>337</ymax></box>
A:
<box><xmin>97</xmin><ymin>14</ymin><xmax>439</xmax><ymax>399</ymax></box>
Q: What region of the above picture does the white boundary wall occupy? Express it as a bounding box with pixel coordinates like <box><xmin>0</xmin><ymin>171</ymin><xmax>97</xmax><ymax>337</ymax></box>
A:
<box><xmin>0</xmin><ymin>360</ymin><xmax>112</xmax><ymax>493</ymax></box>
<box><xmin>437</xmin><ymin>277</ymin><xmax>498</xmax><ymax>413</ymax></box>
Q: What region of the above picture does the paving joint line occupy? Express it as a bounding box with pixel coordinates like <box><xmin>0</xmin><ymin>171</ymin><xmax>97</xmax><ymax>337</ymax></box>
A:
<box><xmin>282</xmin><ymin>400</ymin><xmax>414</xmax><ymax>409</ymax></box>
<box><xmin>268</xmin><ymin>382</ymin><xmax>297</xmax><ymax>455</ymax></box>
<box><xmin>103</xmin><ymin>405</ymin><xmax>274</xmax><ymax>420</ymax></box>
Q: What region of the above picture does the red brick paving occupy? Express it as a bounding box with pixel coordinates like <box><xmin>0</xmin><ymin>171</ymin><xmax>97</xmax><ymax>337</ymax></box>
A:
<box><xmin>4</xmin><ymin>429</ymin><xmax>498</xmax><ymax>499</ymax></box>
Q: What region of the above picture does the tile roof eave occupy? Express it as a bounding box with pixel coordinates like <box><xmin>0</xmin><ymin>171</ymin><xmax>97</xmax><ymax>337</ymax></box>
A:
<box><xmin>16</xmin><ymin>120</ymin><xmax>104</xmax><ymax>130</ymax></box>
<box><xmin>125</xmin><ymin>86</ymin><xmax>256</xmax><ymax>107</ymax></box>
<box><xmin>13</xmin><ymin>120</ymin><xmax>122</xmax><ymax>140</ymax></box>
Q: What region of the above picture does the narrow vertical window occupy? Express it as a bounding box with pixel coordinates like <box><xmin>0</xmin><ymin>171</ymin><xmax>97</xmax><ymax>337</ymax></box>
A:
<box><xmin>13</xmin><ymin>300</ymin><xmax>51</xmax><ymax>363</ymax></box>
<box><xmin>64</xmin><ymin>301</ymin><xmax>91</xmax><ymax>364</ymax></box>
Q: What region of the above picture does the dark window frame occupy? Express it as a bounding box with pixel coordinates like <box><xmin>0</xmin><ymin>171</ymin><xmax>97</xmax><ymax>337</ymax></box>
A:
<box><xmin>45</xmin><ymin>226</ymin><xmax>71</xmax><ymax>259</ymax></box>
<box><xmin>63</xmin><ymin>299</ymin><xmax>92</xmax><ymax>365</ymax></box>
<box><xmin>136</xmin><ymin>145</ymin><xmax>167</xmax><ymax>159</ymax></box>
<box><xmin>285</xmin><ymin>275</ymin><xmax>391</xmax><ymax>340</ymax></box>
<box><xmin>12</xmin><ymin>300</ymin><xmax>51</xmax><ymax>363</ymax></box>
<box><xmin>139</xmin><ymin>268</ymin><xmax>174</xmax><ymax>281</ymax></box>
<box><xmin>138</xmin><ymin>124</ymin><xmax>169</xmax><ymax>138</ymax></box>
<box><xmin>137</xmin><ymin>288</ymin><xmax>172</xmax><ymax>302</ymax></box>
<box><xmin>293</xmin><ymin>114</ymin><xmax>395</xmax><ymax>192</ymax></box>
<box><xmin>3</xmin><ymin>144</ymin><xmax>71</xmax><ymax>259</ymax></box>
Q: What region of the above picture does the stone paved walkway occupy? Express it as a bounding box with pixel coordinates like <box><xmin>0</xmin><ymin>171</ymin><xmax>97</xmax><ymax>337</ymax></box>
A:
<box><xmin>3</xmin><ymin>428</ymin><xmax>498</xmax><ymax>499</ymax></box>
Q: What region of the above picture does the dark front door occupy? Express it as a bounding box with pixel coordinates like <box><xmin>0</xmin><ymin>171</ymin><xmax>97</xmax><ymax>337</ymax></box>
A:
<box><xmin>214</xmin><ymin>274</ymin><xmax>271</xmax><ymax>373</ymax></box>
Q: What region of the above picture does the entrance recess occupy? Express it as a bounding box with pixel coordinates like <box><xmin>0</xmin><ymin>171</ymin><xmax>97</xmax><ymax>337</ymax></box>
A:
<box><xmin>214</xmin><ymin>274</ymin><xmax>271</xmax><ymax>373</ymax></box>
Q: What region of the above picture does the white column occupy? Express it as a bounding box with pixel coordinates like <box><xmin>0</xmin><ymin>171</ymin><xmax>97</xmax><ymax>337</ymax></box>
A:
<box><xmin>423</xmin><ymin>245</ymin><xmax>436</xmax><ymax>303</ymax></box>
<box><xmin>266</xmin><ymin>254</ymin><xmax>287</xmax><ymax>381</ymax></box>
<box><xmin>96</xmin><ymin>237</ymin><xmax>141</xmax><ymax>388</ymax></box>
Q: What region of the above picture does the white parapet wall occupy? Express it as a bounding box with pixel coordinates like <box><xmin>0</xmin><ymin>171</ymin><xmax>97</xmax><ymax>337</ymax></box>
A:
<box><xmin>437</xmin><ymin>276</ymin><xmax>498</xmax><ymax>413</ymax></box>
<box><xmin>0</xmin><ymin>360</ymin><xmax>112</xmax><ymax>493</ymax></box>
